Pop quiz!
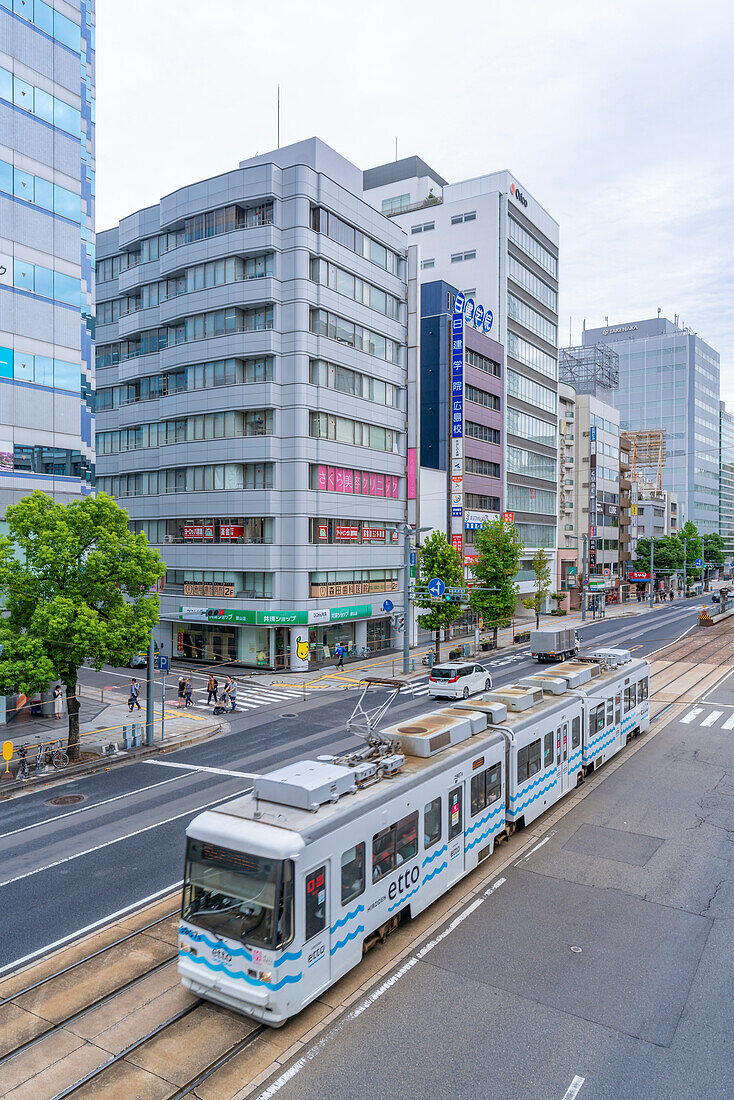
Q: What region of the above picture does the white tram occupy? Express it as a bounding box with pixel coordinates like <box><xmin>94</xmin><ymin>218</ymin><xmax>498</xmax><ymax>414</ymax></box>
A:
<box><xmin>178</xmin><ymin>649</ymin><xmax>650</xmax><ymax>1025</ymax></box>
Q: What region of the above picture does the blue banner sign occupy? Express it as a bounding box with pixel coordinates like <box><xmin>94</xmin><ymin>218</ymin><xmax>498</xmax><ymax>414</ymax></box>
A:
<box><xmin>451</xmin><ymin>313</ymin><xmax>463</xmax><ymax>439</ymax></box>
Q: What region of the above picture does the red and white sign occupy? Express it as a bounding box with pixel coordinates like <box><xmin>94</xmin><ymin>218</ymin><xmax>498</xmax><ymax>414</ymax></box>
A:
<box><xmin>176</xmin><ymin>632</ymin><xmax>185</xmax><ymax>654</ymax></box>
<box><xmin>452</xmin><ymin>534</ymin><xmax>463</xmax><ymax>555</ymax></box>
<box><xmin>184</xmin><ymin>525</ymin><xmax>215</xmax><ymax>539</ymax></box>
<box><xmin>336</xmin><ymin>526</ymin><xmax>359</xmax><ymax>540</ymax></box>
<box><xmin>628</xmin><ymin>571</ymin><xmax>651</xmax><ymax>581</ymax></box>
<box><xmin>220</xmin><ymin>524</ymin><xmax>244</xmax><ymax>538</ymax></box>
<box><xmin>362</xmin><ymin>527</ymin><xmax>386</xmax><ymax>541</ymax></box>
<box><xmin>318</xmin><ymin>524</ymin><xmax>328</xmax><ymax>540</ymax></box>
<box><xmin>464</xmin><ymin>553</ymin><xmax>479</xmax><ymax>565</ymax></box>
<box><xmin>502</xmin><ymin>511</ymin><xmax>514</xmax><ymax>523</ymax></box>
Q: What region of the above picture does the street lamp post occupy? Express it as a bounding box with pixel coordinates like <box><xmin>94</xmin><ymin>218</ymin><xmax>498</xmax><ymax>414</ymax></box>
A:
<box><xmin>683</xmin><ymin>537</ymin><xmax>687</xmax><ymax>596</ymax></box>
<box><xmin>649</xmin><ymin>539</ymin><xmax>655</xmax><ymax>609</ymax></box>
<box><xmin>563</xmin><ymin>533</ymin><xmax>587</xmax><ymax>621</ymax></box>
<box><xmin>401</xmin><ymin>524</ymin><xmax>431</xmax><ymax>676</ymax></box>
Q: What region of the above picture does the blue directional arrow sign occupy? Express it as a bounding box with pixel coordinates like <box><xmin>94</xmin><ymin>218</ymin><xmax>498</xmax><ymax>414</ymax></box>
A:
<box><xmin>382</xmin><ymin>599</ymin><xmax>394</xmax><ymax>612</ymax></box>
<box><xmin>695</xmin><ymin>558</ymin><xmax>703</xmax><ymax>567</ymax></box>
<box><xmin>428</xmin><ymin>577</ymin><xmax>445</xmax><ymax>599</ymax></box>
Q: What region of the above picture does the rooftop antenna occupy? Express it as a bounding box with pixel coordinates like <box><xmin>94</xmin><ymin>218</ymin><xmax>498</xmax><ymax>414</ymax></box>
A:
<box><xmin>605</xmin><ymin>315</ymin><xmax>609</xmax><ymax>326</ymax></box>
<box><xmin>395</xmin><ymin>136</ymin><xmax>398</xmax><ymax>161</ymax></box>
<box><xmin>277</xmin><ymin>84</ymin><xmax>280</xmax><ymax>149</ymax></box>
<box><xmin>569</xmin><ymin>315</ymin><xmax>572</xmax><ymax>345</ymax></box>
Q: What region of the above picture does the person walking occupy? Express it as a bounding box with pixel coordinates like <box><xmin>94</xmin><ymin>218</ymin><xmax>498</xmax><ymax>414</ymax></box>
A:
<box><xmin>128</xmin><ymin>678</ymin><xmax>141</xmax><ymax>712</ymax></box>
<box><xmin>229</xmin><ymin>678</ymin><xmax>237</xmax><ymax>712</ymax></box>
<box><xmin>206</xmin><ymin>673</ymin><xmax>218</xmax><ymax>705</ymax></box>
<box><xmin>177</xmin><ymin>676</ymin><xmax>186</xmax><ymax>707</ymax></box>
<box><xmin>53</xmin><ymin>685</ymin><xmax>64</xmax><ymax>720</ymax></box>
<box><xmin>335</xmin><ymin>643</ymin><xmax>345</xmax><ymax>670</ymax></box>
<box><xmin>184</xmin><ymin>678</ymin><xmax>193</xmax><ymax>708</ymax></box>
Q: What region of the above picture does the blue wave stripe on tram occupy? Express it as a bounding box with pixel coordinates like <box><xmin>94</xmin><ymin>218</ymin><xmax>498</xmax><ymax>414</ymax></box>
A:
<box><xmin>465</xmin><ymin>819</ymin><xmax>503</xmax><ymax>852</ymax></box>
<box><xmin>330</xmin><ymin>925</ymin><xmax>364</xmax><ymax>954</ymax></box>
<box><xmin>509</xmin><ymin>767</ymin><xmax>557</xmax><ymax>802</ymax></box>
<box><xmin>507</xmin><ymin>775</ymin><xmax>558</xmax><ymax>817</ymax></box>
<box><xmin>180</xmin><ymin>949</ymin><xmax>303</xmax><ymax>989</ymax></box>
<box><xmin>388</xmin><ymin>885</ymin><xmax>420</xmax><ymax>912</ymax></box>
<box><xmin>422</xmin><ymin>843</ymin><xmax>448</xmax><ymax>867</ymax></box>
<box><xmin>465</xmin><ymin>803</ymin><xmax>503</xmax><ymax>836</ymax></box>
<box><xmin>422</xmin><ymin>861</ymin><xmax>447</xmax><ymax>885</ymax></box>
<box><xmin>568</xmin><ymin>748</ymin><xmax>582</xmax><ymax>768</ymax></box>
<box><xmin>331</xmin><ymin>904</ymin><xmax>364</xmax><ymax>933</ymax></box>
<box><xmin>179</xmin><ymin>925</ymin><xmax>303</xmax><ymax>965</ymax></box>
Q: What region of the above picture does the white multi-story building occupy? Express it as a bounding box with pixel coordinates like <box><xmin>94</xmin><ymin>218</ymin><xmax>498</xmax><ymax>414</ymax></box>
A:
<box><xmin>363</xmin><ymin>158</ymin><xmax>559</xmax><ymax>593</ymax></box>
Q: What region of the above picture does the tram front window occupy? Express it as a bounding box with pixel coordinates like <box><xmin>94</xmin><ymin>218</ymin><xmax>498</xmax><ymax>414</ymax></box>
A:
<box><xmin>182</xmin><ymin>839</ymin><xmax>293</xmax><ymax>950</ymax></box>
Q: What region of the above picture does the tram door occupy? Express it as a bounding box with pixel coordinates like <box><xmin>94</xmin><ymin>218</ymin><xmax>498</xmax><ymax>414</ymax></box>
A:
<box><xmin>303</xmin><ymin>863</ymin><xmax>330</xmax><ymax>991</ymax></box>
<box><xmin>446</xmin><ymin>784</ymin><xmax>465</xmax><ymax>886</ymax></box>
<box><xmin>557</xmin><ymin>722</ymin><xmax>570</xmax><ymax>794</ymax></box>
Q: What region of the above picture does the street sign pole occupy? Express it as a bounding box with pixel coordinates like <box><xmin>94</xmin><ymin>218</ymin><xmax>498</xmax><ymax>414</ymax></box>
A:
<box><xmin>649</xmin><ymin>540</ymin><xmax>655</xmax><ymax>609</ymax></box>
<box><xmin>146</xmin><ymin>636</ymin><xmax>155</xmax><ymax>746</ymax></box>
<box><xmin>403</xmin><ymin>529</ymin><xmax>410</xmax><ymax>676</ymax></box>
<box><xmin>683</xmin><ymin>537</ymin><xmax>687</xmax><ymax>595</ymax></box>
<box><xmin>161</xmin><ymin>665</ymin><xmax>165</xmax><ymax>742</ymax></box>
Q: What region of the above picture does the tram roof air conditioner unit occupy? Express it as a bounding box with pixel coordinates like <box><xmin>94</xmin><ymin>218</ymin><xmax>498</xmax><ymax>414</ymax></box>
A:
<box><xmin>585</xmin><ymin>647</ymin><xmax>631</xmax><ymax>668</ymax></box>
<box><xmin>440</xmin><ymin>707</ymin><xmax>489</xmax><ymax>735</ymax></box>
<box><xmin>518</xmin><ymin>675</ymin><xmax>567</xmax><ymax>696</ymax></box>
<box><xmin>455</xmin><ymin>699</ymin><xmax>508</xmax><ymax>724</ymax></box>
<box><xmin>386</xmin><ymin>713</ymin><xmax>474</xmax><ymax>757</ymax></box>
<box><xmin>484</xmin><ymin>686</ymin><xmax>543</xmax><ymax>712</ymax></box>
<box><xmin>254</xmin><ymin>760</ymin><xmax>356</xmax><ymax>810</ymax></box>
<box><xmin>551</xmin><ymin>660</ymin><xmax>597</xmax><ymax>686</ymax></box>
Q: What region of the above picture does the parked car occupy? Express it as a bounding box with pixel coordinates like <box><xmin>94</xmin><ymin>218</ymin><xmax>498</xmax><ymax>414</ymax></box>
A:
<box><xmin>428</xmin><ymin>662</ymin><xmax>492</xmax><ymax>700</ymax></box>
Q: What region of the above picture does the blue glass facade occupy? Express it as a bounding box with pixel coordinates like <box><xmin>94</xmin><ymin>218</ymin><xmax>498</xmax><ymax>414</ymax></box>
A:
<box><xmin>0</xmin><ymin>0</ymin><xmax>95</xmax><ymax>514</ymax></box>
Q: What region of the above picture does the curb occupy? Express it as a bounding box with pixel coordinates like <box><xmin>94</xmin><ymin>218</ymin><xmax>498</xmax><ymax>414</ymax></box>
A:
<box><xmin>0</xmin><ymin>720</ymin><xmax>225</xmax><ymax>798</ymax></box>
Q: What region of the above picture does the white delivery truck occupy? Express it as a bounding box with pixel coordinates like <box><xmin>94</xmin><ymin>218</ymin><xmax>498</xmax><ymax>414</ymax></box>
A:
<box><xmin>530</xmin><ymin>628</ymin><xmax>580</xmax><ymax>662</ymax></box>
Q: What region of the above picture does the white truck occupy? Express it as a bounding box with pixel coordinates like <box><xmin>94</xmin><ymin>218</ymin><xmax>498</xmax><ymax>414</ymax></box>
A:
<box><xmin>530</xmin><ymin>628</ymin><xmax>580</xmax><ymax>663</ymax></box>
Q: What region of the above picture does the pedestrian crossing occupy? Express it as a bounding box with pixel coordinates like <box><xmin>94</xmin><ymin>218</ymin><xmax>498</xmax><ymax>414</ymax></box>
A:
<box><xmin>401</xmin><ymin>678</ymin><xmax>430</xmax><ymax>697</ymax></box>
<box><xmin>177</xmin><ymin>683</ymin><xmax>310</xmax><ymax>713</ymax></box>
<box><xmin>680</xmin><ymin>705</ymin><xmax>734</xmax><ymax>730</ymax></box>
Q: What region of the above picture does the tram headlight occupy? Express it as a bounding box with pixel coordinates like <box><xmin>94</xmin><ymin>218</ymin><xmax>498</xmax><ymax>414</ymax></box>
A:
<box><xmin>259</xmin><ymin>970</ymin><xmax>272</xmax><ymax>983</ymax></box>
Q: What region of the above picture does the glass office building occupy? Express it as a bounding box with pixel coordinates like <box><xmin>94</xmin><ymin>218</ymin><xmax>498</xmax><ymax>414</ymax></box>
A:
<box><xmin>582</xmin><ymin>318</ymin><xmax>720</xmax><ymax>534</ymax></box>
<box><xmin>720</xmin><ymin>402</ymin><xmax>734</xmax><ymax>558</ymax></box>
<box><xmin>0</xmin><ymin>1</ymin><xmax>95</xmax><ymax>521</ymax></box>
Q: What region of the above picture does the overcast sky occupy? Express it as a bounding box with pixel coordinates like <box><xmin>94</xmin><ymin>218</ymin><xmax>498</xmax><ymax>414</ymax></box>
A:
<box><xmin>97</xmin><ymin>0</ymin><xmax>734</xmax><ymax>399</ymax></box>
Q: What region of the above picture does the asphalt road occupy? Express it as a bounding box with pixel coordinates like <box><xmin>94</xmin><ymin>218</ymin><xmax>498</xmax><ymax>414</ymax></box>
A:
<box><xmin>0</xmin><ymin>597</ymin><xmax>709</xmax><ymax>976</ymax></box>
<box><xmin>264</xmin><ymin>651</ymin><xmax>733</xmax><ymax>1100</ymax></box>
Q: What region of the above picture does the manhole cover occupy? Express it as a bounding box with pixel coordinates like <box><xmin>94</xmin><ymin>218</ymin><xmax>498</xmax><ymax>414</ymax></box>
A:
<box><xmin>281</xmin><ymin>713</ymin><xmax>297</xmax><ymax>718</ymax></box>
<box><xmin>46</xmin><ymin>794</ymin><xmax>85</xmax><ymax>806</ymax></box>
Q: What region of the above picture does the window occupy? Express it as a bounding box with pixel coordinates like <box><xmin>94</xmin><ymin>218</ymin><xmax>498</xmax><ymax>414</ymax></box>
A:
<box><xmin>466</xmin><ymin>457</ymin><xmax>501</xmax><ymax>479</ymax></box>
<box><xmin>606</xmin><ymin>699</ymin><xmax>614</xmax><ymax>726</ymax></box>
<box><xmin>304</xmin><ymin>866</ymin><xmax>326</xmax><ymax>942</ymax></box>
<box><xmin>421</xmin><ymin>259</ymin><xmax>435</xmax><ymax>270</ymax></box>
<box><xmin>466</xmin><ymin>493</ymin><xmax>501</xmax><ymax>512</ymax></box>
<box><xmin>341</xmin><ymin>844</ymin><xmax>365</xmax><ymax>905</ymax></box>
<box><xmin>451</xmin><ymin>211</ymin><xmax>476</xmax><ymax>224</ymax></box>
<box><xmin>624</xmin><ymin>682</ymin><xmax>637</xmax><ymax>713</ymax></box>
<box><xmin>310</xmin><ymin>259</ymin><xmax>401</xmax><ymax>320</ymax></box>
<box><xmin>382</xmin><ymin>194</ymin><xmax>409</xmax><ymax>216</ymax></box>
<box><xmin>515</xmin><ymin>523</ymin><xmax>555</xmax><ymax>548</ymax></box>
<box><xmin>466</xmin><ymin>422</ymin><xmax>501</xmax><ymax>445</ymax></box>
<box><xmin>508</xmin><ymin>256</ymin><xmax>558</xmax><ymax>311</ymax></box>
<box><xmin>638</xmin><ymin>678</ymin><xmax>648</xmax><ymax>701</ymax></box>
<box><xmin>451</xmin><ymin>250</ymin><xmax>476</xmax><ymax>263</ymax></box>
<box><xmin>507</xmin><ymin>446</ymin><xmax>556</xmax><ymax>482</ymax></box>
<box><xmin>508</xmin><ymin>217</ymin><xmax>558</xmax><ymax>278</ymax></box>
<box><xmin>590</xmin><ymin>702</ymin><xmax>605</xmax><ymax>735</ymax></box>
<box><xmin>506</xmin><ymin>485</ymin><xmax>557</xmax><ymax>515</ymax></box>
<box><xmin>507</xmin><ymin>370</ymin><xmax>556</xmax><ymax>413</ymax></box>
<box><xmin>543</xmin><ymin>732</ymin><xmax>554</xmax><ymax>768</ymax></box>
<box><xmin>448</xmin><ymin>786</ymin><xmax>463</xmax><ymax>840</ymax></box>
<box><xmin>309</xmin><ymin>310</ymin><xmax>402</xmax><ymax>365</ymax></box>
<box><xmin>466</xmin><ymin>384</ymin><xmax>500</xmax><ymax>411</ymax></box>
<box><xmin>572</xmin><ymin>716</ymin><xmax>581</xmax><ymax>749</ymax></box>
<box><xmin>508</xmin><ymin>293</ymin><xmax>557</xmax><ymax>347</ymax></box>
<box><xmin>410</xmin><ymin>221</ymin><xmax>434</xmax><ymax>234</ymax></box>
<box><xmin>507</xmin><ymin>408</ymin><xmax>557</xmax><ymax>448</ymax></box>
<box><xmin>310</xmin><ymin>206</ymin><xmax>402</xmax><ymax>275</ymax></box>
<box><xmin>0</xmin><ymin>157</ymin><xmax>81</xmax><ymax>223</ymax></box>
<box><xmin>470</xmin><ymin>764</ymin><xmax>502</xmax><ymax>816</ymax></box>
<box><xmin>466</xmin><ymin>349</ymin><xmax>501</xmax><ymax>378</ymax></box>
<box><xmin>424</xmin><ymin>798</ymin><xmax>442</xmax><ymax>849</ymax></box>
<box><xmin>309</xmin><ymin>360</ymin><xmax>400</xmax><ymax>408</ymax></box>
<box><xmin>0</xmin><ymin>64</ymin><xmax>81</xmax><ymax>137</ymax></box>
<box><xmin>517</xmin><ymin>739</ymin><xmax>542</xmax><ymax>783</ymax></box>
<box><xmin>372</xmin><ymin>811</ymin><xmax>418</xmax><ymax>883</ymax></box>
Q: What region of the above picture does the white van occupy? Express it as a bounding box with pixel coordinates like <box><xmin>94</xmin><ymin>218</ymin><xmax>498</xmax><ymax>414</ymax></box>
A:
<box><xmin>428</xmin><ymin>662</ymin><xmax>492</xmax><ymax>700</ymax></box>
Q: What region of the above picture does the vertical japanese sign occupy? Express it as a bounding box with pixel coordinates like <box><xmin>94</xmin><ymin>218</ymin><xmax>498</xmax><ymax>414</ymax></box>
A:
<box><xmin>451</xmin><ymin>299</ymin><xmax>464</xmax><ymax>544</ymax></box>
<box><xmin>588</xmin><ymin>429</ymin><xmax>597</xmax><ymax>568</ymax></box>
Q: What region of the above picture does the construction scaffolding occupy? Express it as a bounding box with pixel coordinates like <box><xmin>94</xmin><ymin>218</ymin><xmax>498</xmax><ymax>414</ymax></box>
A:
<box><xmin>559</xmin><ymin>343</ymin><xmax>619</xmax><ymax>393</ymax></box>
<box><xmin>623</xmin><ymin>429</ymin><xmax>666</xmax><ymax>490</ymax></box>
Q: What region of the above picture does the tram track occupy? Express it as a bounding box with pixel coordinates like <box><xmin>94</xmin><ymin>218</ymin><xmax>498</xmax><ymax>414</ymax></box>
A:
<box><xmin>2</xmin><ymin>617</ymin><xmax>731</xmax><ymax>1100</ymax></box>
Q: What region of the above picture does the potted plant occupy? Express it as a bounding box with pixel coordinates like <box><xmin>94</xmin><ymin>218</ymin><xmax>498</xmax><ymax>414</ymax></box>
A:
<box><xmin>550</xmin><ymin>592</ymin><xmax>566</xmax><ymax>615</ymax></box>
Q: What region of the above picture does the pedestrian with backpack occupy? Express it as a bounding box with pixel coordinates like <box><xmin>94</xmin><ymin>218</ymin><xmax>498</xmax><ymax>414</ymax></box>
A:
<box><xmin>206</xmin><ymin>673</ymin><xmax>218</xmax><ymax>705</ymax></box>
<box><xmin>128</xmin><ymin>678</ymin><xmax>141</xmax><ymax>712</ymax></box>
<box><xmin>184</xmin><ymin>678</ymin><xmax>193</xmax><ymax>707</ymax></box>
<box><xmin>177</xmin><ymin>676</ymin><xmax>186</xmax><ymax>707</ymax></box>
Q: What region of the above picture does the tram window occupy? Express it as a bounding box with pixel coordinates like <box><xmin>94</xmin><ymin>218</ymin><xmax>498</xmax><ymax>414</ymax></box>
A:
<box><xmin>517</xmin><ymin>738</ymin><xmax>541</xmax><ymax>783</ymax></box>
<box><xmin>543</xmin><ymin>732</ymin><xmax>554</xmax><ymax>769</ymax></box>
<box><xmin>304</xmin><ymin>865</ymin><xmax>326</xmax><ymax>942</ymax></box>
<box><xmin>395</xmin><ymin>812</ymin><xmax>419</xmax><ymax>866</ymax></box>
<box><xmin>424</xmin><ymin>797</ymin><xmax>442</xmax><ymax>849</ymax></box>
<box><xmin>606</xmin><ymin>699</ymin><xmax>614</xmax><ymax>725</ymax></box>
<box><xmin>486</xmin><ymin>765</ymin><xmax>502</xmax><ymax>804</ymax></box>
<box><xmin>591</xmin><ymin>703</ymin><xmax>605</xmax><ymax>734</ymax></box>
<box><xmin>624</xmin><ymin>683</ymin><xmax>637</xmax><ymax>712</ymax></box>
<box><xmin>471</xmin><ymin>772</ymin><xmax>486</xmax><ymax>817</ymax></box>
<box><xmin>448</xmin><ymin>785</ymin><xmax>463</xmax><ymax>840</ymax></box>
<box><xmin>571</xmin><ymin>716</ymin><xmax>580</xmax><ymax>749</ymax></box>
<box><xmin>638</xmin><ymin>678</ymin><xmax>648</xmax><ymax>701</ymax></box>
<box><xmin>341</xmin><ymin>843</ymin><xmax>365</xmax><ymax>905</ymax></box>
<box><xmin>373</xmin><ymin>825</ymin><xmax>395</xmax><ymax>882</ymax></box>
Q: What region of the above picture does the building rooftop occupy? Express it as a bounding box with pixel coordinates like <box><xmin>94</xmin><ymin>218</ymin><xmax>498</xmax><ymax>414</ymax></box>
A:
<box><xmin>363</xmin><ymin>156</ymin><xmax>448</xmax><ymax>191</ymax></box>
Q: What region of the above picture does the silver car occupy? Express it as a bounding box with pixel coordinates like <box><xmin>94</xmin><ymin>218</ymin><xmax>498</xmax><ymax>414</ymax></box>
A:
<box><xmin>428</xmin><ymin>662</ymin><xmax>492</xmax><ymax>700</ymax></box>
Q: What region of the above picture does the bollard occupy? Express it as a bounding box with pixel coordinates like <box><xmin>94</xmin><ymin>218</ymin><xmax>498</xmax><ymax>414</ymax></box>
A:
<box><xmin>132</xmin><ymin>723</ymin><xmax>141</xmax><ymax>748</ymax></box>
<box><xmin>392</xmin><ymin>661</ymin><xmax>395</xmax><ymax>676</ymax></box>
<box><xmin>411</xmin><ymin>658</ymin><xmax>415</xmax><ymax>672</ymax></box>
<box><xmin>122</xmin><ymin>726</ymin><xmax>131</xmax><ymax>749</ymax></box>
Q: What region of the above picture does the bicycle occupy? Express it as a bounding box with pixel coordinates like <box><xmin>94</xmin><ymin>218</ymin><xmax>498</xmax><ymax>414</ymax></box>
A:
<box><xmin>49</xmin><ymin>740</ymin><xmax>70</xmax><ymax>769</ymax></box>
<box><xmin>17</xmin><ymin>745</ymin><xmax>30</xmax><ymax>780</ymax></box>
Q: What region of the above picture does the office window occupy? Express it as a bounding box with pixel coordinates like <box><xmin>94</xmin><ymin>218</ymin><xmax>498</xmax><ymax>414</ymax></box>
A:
<box><xmin>421</xmin><ymin>259</ymin><xmax>435</xmax><ymax>270</ymax></box>
<box><xmin>508</xmin><ymin>294</ymin><xmax>557</xmax><ymax>346</ymax></box>
<box><xmin>508</xmin><ymin>217</ymin><xmax>558</xmax><ymax>278</ymax></box>
<box><xmin>507</xmin><ymin>333</ymin><xmax>557</xmax><ymax>380</ymax></box>
<box><xmin>466</xmin><ymin>384</ymin><xmax>500</xmax><ymax>411</ymax></box>
<box><xmin>466</xmin><ymin>349</ymin><xmax>501</xmax><ymax>378</ymax></box>
<box><xmin>507</xmin><ymin>446</ymin><xmax>556</xmax><ymax>481</ymax></box>
<box><xmin>451</xmin><ymin>211</ymin><xmax>476</xmax><ymax>224</ymax></box>
<box><xmin>507</xmin><ymin>370</ymin><xmax>556</xmax><ymax>413</ymax></box>
<box><xmin>451</xmin><ymin>250</ymin><xmax>476</xmax><ymax>263</ymax></box>
<box><xmin>465</xmin><ymin>457</ymin><xmax>501</xmax><ymax>479</ymax></box>
<box><xmin>508</xmin><ymin>256</ymin><xmax>558</xmax><ymax>311</ymax></box>
<box><xmin>466</xmin><ymin>422</ymin><xmax>501</xmax><ymax>445</ymax></box>
<box><xmin>382</xmin><ymin>194</ymin><xmax>409</xmax><ymax>216</ymax></box>
<box><xmin>507</xmin><ymin>408</ymin><xmax>556</xmax><ymax>448</ymax></box>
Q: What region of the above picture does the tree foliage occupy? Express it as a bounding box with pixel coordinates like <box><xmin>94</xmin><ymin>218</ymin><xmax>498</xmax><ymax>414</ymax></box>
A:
<box><xmin>468</xmin><ymin>518</ymin><xmax>522</xmax><ymax>645</ymax></box>
<box><xmin>414</xmin><ymin>531</ymin><xmax>464</xmax><ymax>659</ymax></box>
<box><xmin>0</xmin><ymin>491</ymin><xmax>165</xmax><ymax>760</ymax></box>
<box><xmin>526</xmin><ymin>547</ymin><xmax>551</xmax><ymax>628</ymax></box>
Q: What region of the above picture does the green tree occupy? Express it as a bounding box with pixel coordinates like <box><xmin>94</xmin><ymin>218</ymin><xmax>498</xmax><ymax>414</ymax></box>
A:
<box><xmin>0</xmin><ymin>492</ymin><xmax>165</xmax><ymax>761</ymax></box>
<box><xmin>414</xmin><ymin>531</ymin><xmax>464</xmax><ymax>662</ymax></box>
<box><xmin>523</xmin><ymin>547</ymin><xmax>551</xmax><ymax>629</ymax></box>
<box><xmin>703</xmin><ymin>532</ymin><xmax>725</xmax><ymax>567</ymax></box>
<box><xmin>468</xmin><ymin>517</ymin><xmax>523</xmax><ymax>647</ymax></box>
<box><xmin>635</xmin><ymin>535</ymin><xmax>683</xmax><ymax>589</ymax></box>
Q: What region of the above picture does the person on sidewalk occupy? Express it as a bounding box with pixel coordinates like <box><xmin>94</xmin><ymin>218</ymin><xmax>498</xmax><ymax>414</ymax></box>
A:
<box><xmin>184</xmin><ymin>678</ymin><xmax>193</xmax><ymax>707</ymax></box>
<box><xmin>53</xmin><ymin>685</ymin><xmax>64</xmax><ymax>720</ymax></box>
<box><xmin>177</xmin><ymin>676</ymin><xmax>186</xmax><ymax>706</ymax></box>
<box><xmin>206</xmin><ymin>673</ymin><xmax>218</xmax><ymax>705</ymax></box>
<box><xmin>335</xmin><ymin>643</ymin><xmax>345</xmax><ymax>670</ymax></box>
<box><xmin>229</xmin><ymin>678</ymin><xmax>237</xmax><ymax>712</ymax></box>
<box><xmin>128</xmin><ymin>678</ymin><xmax>141</xmax><ymax>712</ymax></box>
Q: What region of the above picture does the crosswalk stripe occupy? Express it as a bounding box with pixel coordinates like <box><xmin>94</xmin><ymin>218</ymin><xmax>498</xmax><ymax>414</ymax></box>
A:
<box><xmin>681</xmin><ymin>708</ymin><xmax>702</xmax><ymax>724</ymax></box>
<box><xmin>722</xmin><ymin>713</ymin><xmax>734</xmax><ymax>730</ymax></box>
<box><xmin>701</xmin><ymin>710</ymin><xmax>723</xmax><ymax>727</ymax></box>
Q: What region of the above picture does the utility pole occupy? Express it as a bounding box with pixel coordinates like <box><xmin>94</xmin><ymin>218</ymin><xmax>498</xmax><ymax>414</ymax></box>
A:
<box><xmin>581</xmin><ymin>533</ymin><xmax>588</xmax><ymax>622</ymax></box>
<box><xmin>649</xmin><ymin>539</ymin><xmax>655</xmax><ymax>609</ymax></box>
<box><xmin>401</xmin><ymin>525</ymin><xmax>430</xmax><ymax>675</ymax></box>
<box><xmin>146</xmin><ymin>636</ymin><xmax>155</xmax><ymax>746</ymax></box>
<box><xmin>683</xmin><ymin>537</ymin><xmax>687</xmax><ymax>596</ymax></box>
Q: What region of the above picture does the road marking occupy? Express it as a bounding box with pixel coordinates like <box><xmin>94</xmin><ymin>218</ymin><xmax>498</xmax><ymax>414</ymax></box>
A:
<box><xmin>700</xmin><ymin>710</ymin><xmax>723</xmax><ymax>727</ymax></box>
<box><xmin>254</xmin><ymin>877</ymin><xmax>505</xmax><ymax>1099</ymax></box>
<box><xmin>681</xmin><ymin>708</ymin><xmax>703</xmax><ymax>724</ymax></box>
<box><xmin>701</xmin><ymin>665</ymin><xmax>734</xmax><ymax>701</ymax></box>
<box><xmin>722</xmin><ymin>713</ymin><xmax>734</xmax><ymax>730</ymax></box>
<box><xmin>0</xmin><ymin>879</ymin><xmax>183</xmax><ymax>977</ymax></box>
<box><xmin>0</xmin><ymin>773</ymin><xmax>190</xmax><ymax>841</ymax></box>
<box><xmin>0</xmin><ymin>783</ymin><xmax>253</xmax><ymax>891</ymax></box>
<box><xmin>515</xmin><ymin>832</ymin><xmax>554</xmax><ymax>865</ymax></box>
<box><xmin>562</xmin><ymin>1077</ymin><xmax>585</xmax><ymax>1100</ymax></box>
<box><xmin>144</xmin><ymin>760</ymin><xmax>258</xmax><ymax>778</ymax></box>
